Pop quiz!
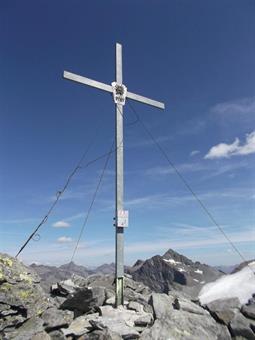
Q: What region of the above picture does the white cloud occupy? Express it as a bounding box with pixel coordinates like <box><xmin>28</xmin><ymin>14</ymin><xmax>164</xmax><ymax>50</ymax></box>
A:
<box><xmin>205</xmin><ymin>131</ymin><xmax>255</xmax><ymax>159</ymax></box>
<box><xmin>57</xmin><ymin>236</ymin><xmax>72</xmax><ymax>243</ymax></box>
<box><xmin>52</xmin><ymin>221</ymin><xmax>70</xmax><ymax>228</ymax></box>
<box><xmin>146</xmin><ymin>162</ymin><xmax>207</xmax><ymax>176</ymax></box>
<box><xmin>190</xmin><ymin>150</ymin><xmax>200</xmax><ymax>157</ymax></box>
<box><xmin>211</xmin><ymin>97</ymin><xmax>255</xmax><ymax>116</ymax></box>
<box><xmin>205</xmin><ymin>138</ymin><xmax>240</xmax><ymax>159</ymax></box>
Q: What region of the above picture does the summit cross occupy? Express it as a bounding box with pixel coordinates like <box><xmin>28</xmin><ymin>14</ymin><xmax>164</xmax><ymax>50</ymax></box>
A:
<box><xmin>63</xmin><ymin>43</ymin><xmax>165</xmax><ymax>307</ymax></box>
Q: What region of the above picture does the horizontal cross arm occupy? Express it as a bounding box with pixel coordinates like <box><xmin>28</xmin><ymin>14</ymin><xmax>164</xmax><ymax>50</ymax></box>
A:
<box><xmin>63</xmin><ymin>71</ymin><xmax>113</xmax><ymax>93</ymax></box>
<box><xmin>127</xmin><ymin>91</ymin><xmax>165</xmax><ymax>110</ymax></box>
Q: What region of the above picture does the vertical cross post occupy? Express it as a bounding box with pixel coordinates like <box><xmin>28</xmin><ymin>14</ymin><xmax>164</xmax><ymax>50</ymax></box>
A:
<box><xmin>62</xmin><ymin>42</ymin><xmax>164</xmax><ymax>308</ymax></box>
<box><xmin>115</xmin><ymin>43</ymin><xmax>124</xmax><ymax>306</ymax></box>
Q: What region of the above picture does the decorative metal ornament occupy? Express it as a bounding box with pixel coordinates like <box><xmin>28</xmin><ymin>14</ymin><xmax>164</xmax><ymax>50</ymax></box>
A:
<box><xmin>111</xmin><ymin>82</ymin><xmax>127</xmax><ymax>106</ymax></box>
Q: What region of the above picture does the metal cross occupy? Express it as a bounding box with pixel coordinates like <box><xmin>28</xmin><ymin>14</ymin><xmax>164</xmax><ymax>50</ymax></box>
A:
<box><xmin>63</xmin><ymin>43</ymin><xmax>165</xmax><ymax>307</ymax></box>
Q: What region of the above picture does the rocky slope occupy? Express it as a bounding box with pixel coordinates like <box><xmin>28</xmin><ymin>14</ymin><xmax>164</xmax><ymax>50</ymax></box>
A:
<box><xmin>231</xmin><ymin>259</ymin><xmax>255</xmax><ymax>274</ymax></box>
<box><xmin>1</xmin><ymin>252</ymin><xmax>255</xmax><ymax>339</ymax></box>
<box><xmin>128</xmin><ymin>248</ymin><xmax>222</xmax><ymax>297</ymax></box>
<box><xmin>30</xmin><ymin>262</ymin><xmax>118</xmax><ymax>293</ymax></box>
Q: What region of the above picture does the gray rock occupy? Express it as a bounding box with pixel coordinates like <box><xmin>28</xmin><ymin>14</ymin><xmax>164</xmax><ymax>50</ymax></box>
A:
<box><xmin>62</xmin><ymin>314</ymin><xmax>99</xmax><ymax>337</ymax></box>
<box><xmin>10</xmin><ymin>316</ymin><xmax>44</xmax><ymax>340</ymax></box>
<box><xmin>205</xmin><ymin>298</ymin><xmax>241</xmax><ymax>325</ymax></box>
<box><xmin>229</xmin><ymin>313</ymin><xmax>255</xmax><ymax>339</ymax></box>
<box><xmin>105</xmin><ymin>296</ymin><xmax>115</xmax><ymax>305</ymax></box>
<box><xmin>149</xmin><ymin>293</ymin><xmax>174</xmax><ymax>319</ymax></box>
<box><xmin>91</xmin><ymin>305</ymin><xmax>152</xmax><ymax>338</ymax></box>
<box><xmin>1</xmin><ymin>307</ymin><xmax>19</xmax><ymax>317</ymax></box>
<box><xmin>242</xmin><ymin>304</ymin><xmax>255</xmax><ymax>320</ymax></box>
<box><xmin>31</xmin><ymin>331</ymin><xmax>51</xmax><ymax>340</ymax></box>
<box><xmin>105</xmin><ymin>288</ymin><xmax>114</xmax><ymax>300</ymax></box>
<box><xmin>173</xmin><ymin>296</ymin><xmax>210</xmax><ymax>316</ymax></box>
<box><xmin>52</xmin><ymin>295</ymin><xmax>66</xmax><ymax>308</ymax></box>
<box><xmin>215</xmin><ymin>309</ymin><xmax>237</xmax><ymax>325</ymax></box>
<box><xmin>98</xmin><ymin>305</ymin><xmax>137</xmax><ymax>323</ymax></box>
<box><xmin>56</xmin><ymin>279</ymin><xmax>78</xmax><ymax>296</ymax></box>
<box><xmin>48</xmin><ymin>330</ymin><xmax>66</xmax><ymax>340</ymax></box>
<box><xmin>246</xmin><ymin>317</ymin><xmax>255</xmax><ymax>333</ymax></box>
<box><xmin>0</xmin><ymin>253</ymin><xmax>51</xmax><ymax>323</ymax></box>
<box><xmin>42</xmin><ymin>307</ymin><xmax>73</xmax><ymax>331</ymax></box>
<box><xmin>128</xmin><ymin>301</ymin><xmax>144</xmax><ymax>313</ymax></box>
<box><xmin>61</xmin><ymin>286</ymin><xmax>105</xmax><ymax>315</ymax></box>
<box><xmin>0</xmin><ymin>303</ymin><xmax>11</xmax><ymax>313</ymax></box>
<box><xmin>89</xmin><ymin>318</ymin><xmax>140</xmax><ymax>339</ymax></box>
<box><xmin>205</xmin><ymin>297</ymin><xmax>241</xmax><ymax>312</ymax></box>
<box><xmin>0</xmin><ymin>314</ymin><xmax>26</xmax><ymax>333</ymax></box>
<box><xmin>140</xmin><ymin>310</ymin><xmax>231</xmax><ymax>340</ymax></box>
<box><xmin>134</xmin><ymin>314</ymin><xmax>153</xmax><ymax>326</ymax></box>
<box><xmin>80</xmin><ymin>328</ymin><xmax>122</xmax><ymax>339</ymax></box>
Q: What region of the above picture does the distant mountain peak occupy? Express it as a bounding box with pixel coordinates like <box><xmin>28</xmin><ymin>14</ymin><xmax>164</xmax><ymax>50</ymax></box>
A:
<box><xmin>129</xmin><ymin>248</ymin><xmax>222</xmax><ymax>296</ymax></box>
<box><xmin>162</xmin><ymin>248</ymin><xmax>193</xmax><ymax>266</ymax></box>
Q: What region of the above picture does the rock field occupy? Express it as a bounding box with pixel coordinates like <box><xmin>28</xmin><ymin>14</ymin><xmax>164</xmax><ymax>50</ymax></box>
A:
<box><xmin>0</xmin><ymin>253</ymin><xmax>255</xmax><ymax>339</ymax></box>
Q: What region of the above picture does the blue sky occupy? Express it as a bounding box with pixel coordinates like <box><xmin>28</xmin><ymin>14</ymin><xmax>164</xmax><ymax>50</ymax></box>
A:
<box><xmin>1</xmin><ymin>0</ymin><xmax>254</xmax><ymax>267</ymax></box>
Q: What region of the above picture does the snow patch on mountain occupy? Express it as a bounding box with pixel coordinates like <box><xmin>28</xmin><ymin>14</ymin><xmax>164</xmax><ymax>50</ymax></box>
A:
<box><xmin>199</xmin><ymin>261</ymin><xmax>255</xmax><ymax>305</ymax></box>
<box><xmin>163</xmin><ymin>258</ymin><xmax>181</xmax><ymax>265</ymax></box>
<box><xmin>177</xmin><ymin>267</ymin><xmax>186</xmax><ymax>272</ymax></box>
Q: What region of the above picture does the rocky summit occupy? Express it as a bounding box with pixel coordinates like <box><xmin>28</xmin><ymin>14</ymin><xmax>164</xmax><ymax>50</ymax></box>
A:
<box><xmin>1</xmin><ymin>252</ymin><xmax>255</xmax><ymax>339</ymax></box>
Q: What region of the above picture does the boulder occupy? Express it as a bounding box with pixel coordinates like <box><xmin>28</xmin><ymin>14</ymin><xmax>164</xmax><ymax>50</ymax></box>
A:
<box><xmin>172</xmin><ymin>296</ymin><xmax>210</xmax><ymax>316</ymax></box>
<box><xmin>48</xmin><ymin>330</ymin><xmax>66</xmax><ymax>339</ymax></box>
<box><xmin>31</xmin><ymin>331</ymin><xmax>51</xmax><ymax>340</ymax></box>
<box><xmin>41</xmin><ymin>307</ymin><xmax>74</xmax><ymax>331</ymax></box>
<box><xmin>0</xmin><ymin>253</ymin><xmax>51</xmax><ymax>336</ymax></box>
<box><xmin>52</xmin><ymin>295</ymin><xmax>66</xmax><ymax>308</ymax></box>
<box><xmin>89</xmin><ymin>318</ymin><xmax>140</xmax><ymax>339</ymax></box>
<box><xmin>140</xmin><ymin>310</ymin><xmax>231</xmax><ymax>340</ymax></box>
<box><xmin>212</xmin><ymin>309</ymin><xmax>237</xmax><ymax>326</ymax></box>
<box><xmin>62</xmin><ymin>313</ymin><xmax>99</xmax><ymax>337</ymax></box>
<box><xmin>60</xmin><ymin>286</ymin><xmax>106</xmax><ymax>316</ymax></box>
<box><xmin>62</xmin><ymin>318</ymin><xmax>91</xmax><ymax>337</ymax></box>
<box><xmin>56</xmin><ymin>278</ymin><xmax>78</xmax><ymax>296</ymax></box>
<box><xmin>9</xmin><ymin>316</ymin><xmax>44</xmax><ymax>340</ymax></box>
<box><xmin>229</xmin><ymin>313</ymin><xmax>255</xmax><ymax>339</ymax></box>
<box><xmin>149</xmin><ymin>293</ymin><xmax>174</xmax><ymax>319</ymax></box>
<box><xmin>0</xmin><ymin>314</ymin><xmax>27</xmax><ymax>333</ymax></box>
<box><xmin>79</xmin><ymin>328</ymin><xmax>122</xmax><ymax>339</ymax></box>
<box><xmin>95</xmin><ymin>305</ymin><xmax>152</xmax><ymax>337</ymax></box>
<box><xmin>134</xmin><ymin>314</ymin><xmax>153</xmax><ymax>326</ymax></box>
<box><xmin>205</xmin><ymin>297</ymin><xmax>241</xmax><ymax>312</ymax></box>
<box><xmin>127</xmin><ymin>301</ymin><xmax>144</xmax><ymax>313</ymax></box>
<box><xmin>242</xmin><ymin>304</ymin><xmax>255</xmax><ymax>320</ymax></box>
<box><xmin>205</xmin><ymin>297</ymin><xmax>241</xmax><ymax>325</ymax></box>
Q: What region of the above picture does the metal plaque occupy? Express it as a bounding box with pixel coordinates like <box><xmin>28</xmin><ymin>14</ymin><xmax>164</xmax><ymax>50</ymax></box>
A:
<box><xmin>116</xmin><ymin>210</ymin><xmax>129</xmax><ymax>227</ymax></box>
<box><xmin>112</xmin><ymin>82</ymin><xmax>127</xmax><ymax>106</ymax></box>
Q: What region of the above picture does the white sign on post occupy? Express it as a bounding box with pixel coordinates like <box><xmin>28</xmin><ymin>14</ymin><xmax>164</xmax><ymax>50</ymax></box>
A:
<box><xmin>117</xmin><ymin>210</ymin><xmax>129</xmax><ymax>227</ymax></box>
